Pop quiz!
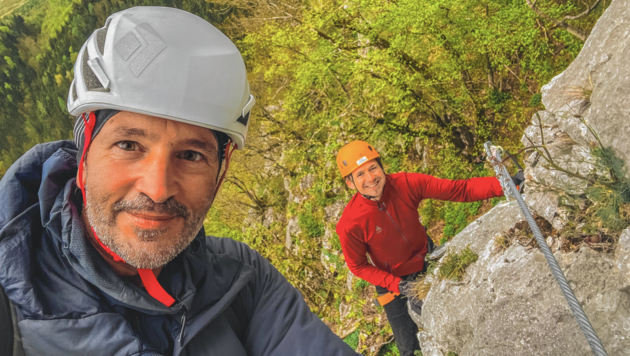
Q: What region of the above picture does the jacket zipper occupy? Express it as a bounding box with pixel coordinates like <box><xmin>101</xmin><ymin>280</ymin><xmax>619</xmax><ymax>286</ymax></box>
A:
<box><xmin>384</xmin><ymin>261</ymin><xmax>393</xmax><ymax>273</ymax></box>
<box><xmin>380</xmin><ymin>201</ymin><xmax>411</xmax><ymax>247</ymax></box>
<box><xmin>178</xmin><ymin>311</ymin><xmax>187</xmax><ymax>347</ymax></box>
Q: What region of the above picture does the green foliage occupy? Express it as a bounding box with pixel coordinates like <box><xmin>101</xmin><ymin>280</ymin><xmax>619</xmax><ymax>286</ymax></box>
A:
<box><xmin>420</xmin><ymin>199</ymin><xmax>439</xmax><ymax>235</ymax></box>
<box><xmin>488</xmin><ymin>89</ymin><xmax>511</xmax><ymax>112</ymax></box>
<box><xmin>343</xmin><ymin>330</ymin><xmax>360</xmax><ymax>350</ymax></box>
<box><xmin>425</xmin><ymin>260</ymin><xmax>438</xmax><ymax>276</ymax></box>
<box><xmin>491</xmin><ymin>196</ymin><xmax>505</xmax><ymax>206</ymax></box>
<box><xmin>234</xmin><ymin>0</ymin><xmax>601</xmax><ymax>197</ymax></box>
<box><xmin>529</xmin><ymin>93</ymin><xmax>542</xmax><ymax>107</ymax></box>
<box><xmin>353</xmin><ymin>278</ymin><xmax>370</xmax><ymax>290</ymax></box>
<box><xmin>442</xmin><ymin>201</ymin><xmax>483</xmax><ymax>238</ymax></box>
<box><xmin>376</xmin><ymin>342</ymin><xmax>401</xmax><ymax>356</ymax></box>
<box><xmin>298</xmin><ymin>212</ymin><xmax>325</xmax><ymax>238</ymax></box>
<box><xmin>438</xmin><ymin>246</ymin><xmax>479</xmax><ymax>281</ymax></box>
<box><xmin>584</xmin><ymin>146</ymin><xmax>630</xmax><ymax>232</ymax></box>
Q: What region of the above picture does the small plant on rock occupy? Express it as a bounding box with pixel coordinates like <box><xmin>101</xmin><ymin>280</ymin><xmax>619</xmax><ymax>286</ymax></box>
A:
<box><xmin>438</xmin><ymin>246</ymin><xmax>479</xmax><ymax>281</ymax></box>
<box><xmin>521</xmin><ymin>113</ymin><xmax>630</xmax><ymax>251</ymax></box>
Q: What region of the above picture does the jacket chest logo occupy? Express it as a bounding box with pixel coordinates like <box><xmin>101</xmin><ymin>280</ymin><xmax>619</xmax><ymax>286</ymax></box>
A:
<box><xmin>375</xmin><ymin>226</ymin><xmax>383</xmax><ymax>234</ymax></box>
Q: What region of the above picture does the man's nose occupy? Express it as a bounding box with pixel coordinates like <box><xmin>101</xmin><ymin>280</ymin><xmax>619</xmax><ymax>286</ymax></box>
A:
<box><xmin>136</xmin><ymin>151</ymin><xmax>178</xmax><ymax>204</ymax></box>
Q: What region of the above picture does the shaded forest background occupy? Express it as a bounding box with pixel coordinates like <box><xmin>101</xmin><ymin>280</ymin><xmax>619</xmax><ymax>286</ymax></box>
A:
<box><xmin>0</xmin><ymin>0</ymin><xmax>609</xmax><ymax>354</ymax></box>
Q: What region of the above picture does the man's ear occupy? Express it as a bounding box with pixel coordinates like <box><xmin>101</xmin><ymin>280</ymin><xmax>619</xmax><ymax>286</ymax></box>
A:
<box><xmin>345</xmin><ymin>176</ymin><xmax>356</xmax><ymax>190</ymax></box>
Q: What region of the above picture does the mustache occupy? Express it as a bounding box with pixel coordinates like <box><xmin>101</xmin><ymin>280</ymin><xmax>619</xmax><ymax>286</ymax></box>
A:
<box><xmin>112</xmin><ymin>194</ymin><xmax>190</xmax><ymax>219</ymax></box>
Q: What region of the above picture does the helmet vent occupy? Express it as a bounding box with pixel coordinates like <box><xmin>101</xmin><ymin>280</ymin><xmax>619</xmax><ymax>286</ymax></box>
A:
<box><xmin>343</xmin><ymin>160</ymin><xmax>348</xmax><ymax>166</ymax></box>
<box><xmin>236</xmin><ymin>111</ymin><xmax>250</xmax><ymax>126</ymax></box>
<box><xmin>368</xmin><ymin>146</ymin><xmax>373</xmax><ymax>151</ymax></box>
<box><xmin>82</xmin><ymin>50</ymin><xmax>107</xmax><ymax>92</ymax></box>
<box><xmin>95</xmin><ymin>25</ymin><xmax>109</xmax><ymax>55</ymax></box>
<box><xmin>71</xmin><ymin>81</ymin><xmax>78</xmax><ymax>102</ymax></box>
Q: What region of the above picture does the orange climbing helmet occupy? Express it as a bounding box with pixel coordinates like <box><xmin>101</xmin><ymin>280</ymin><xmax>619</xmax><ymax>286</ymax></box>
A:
<box><xmin>336</xmin><ymin>140</ymin><xmax>380</xmax><ymax>178</ymax></box>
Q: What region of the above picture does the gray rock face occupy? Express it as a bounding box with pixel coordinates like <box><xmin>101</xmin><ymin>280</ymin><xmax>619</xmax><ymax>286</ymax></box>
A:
<box><xmin>417</xmin><ymin>4</ymin><xmax>630</xmax><ymax>353</ymax></box>
<box><xmin>521</xmin><ymin>0</ymin><xmax>630</xmax><ymax>229</ymax></box>
<box><xmin>417</xmin><ymin>201</ymin><xmax>630</xmax><ymax>356</ymax></box>
<box><xmin>540</xmin><ymin>0</ymin><xmax>630</xmax><ymax>165</ymax></box>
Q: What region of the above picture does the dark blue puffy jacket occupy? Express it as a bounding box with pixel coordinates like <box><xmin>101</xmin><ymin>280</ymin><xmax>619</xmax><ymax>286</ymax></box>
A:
<box><xmin>0</xmin><ymin>141</ymin><xmax>357</xmax><ymax>356</ymax></box>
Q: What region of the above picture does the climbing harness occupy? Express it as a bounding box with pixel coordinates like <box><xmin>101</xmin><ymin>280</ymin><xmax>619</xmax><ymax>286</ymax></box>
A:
<box><xmin>484</xmin><ymin>141</ymin><xmax>608</xmax><ymax>356</ymax></box>
<box><xmin>374</xmin><ymin>238</ymin><xmax>440</xmax><ymax>307</ymax></box>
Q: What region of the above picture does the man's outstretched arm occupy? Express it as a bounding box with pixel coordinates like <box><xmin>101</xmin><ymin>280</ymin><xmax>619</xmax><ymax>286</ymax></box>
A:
<box><xmin>405</xmin><ymin>172</ymin><xmax>504</xmax><ymax>203</ymax></box>
<box><xmin>210</xmin><ymin>236</ymin><xmax>358</xmax><ymax>356</ymax></box>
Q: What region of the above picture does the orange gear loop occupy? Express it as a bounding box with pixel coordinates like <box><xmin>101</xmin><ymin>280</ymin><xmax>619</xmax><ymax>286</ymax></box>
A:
<box><xmin>336</xmin><ymin>140</ymin><xmax>380</xmax><ymax>178</ymax></box>
<box><xmin>77</xmin><ymin>112</ymin><xmax>175</xmax><ymax>307</ymax></box>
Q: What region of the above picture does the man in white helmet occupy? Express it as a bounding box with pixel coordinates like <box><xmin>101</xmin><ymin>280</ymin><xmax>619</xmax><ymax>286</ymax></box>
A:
<box><xmin>0</xmin><ymin>7</ymin><xmax>357</xmax><ymax>356</ymax></box>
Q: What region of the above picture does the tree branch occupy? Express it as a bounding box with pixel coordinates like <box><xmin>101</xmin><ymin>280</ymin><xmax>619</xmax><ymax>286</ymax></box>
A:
<box><xmin>564</xmin><ymin>0</ymin><xmax>602</xmax><ymax>20</ymax></box>
<box><xmin>525</xmin><ymin>0</ymin><xmax>588</xmax><ymax>41</ymax></box>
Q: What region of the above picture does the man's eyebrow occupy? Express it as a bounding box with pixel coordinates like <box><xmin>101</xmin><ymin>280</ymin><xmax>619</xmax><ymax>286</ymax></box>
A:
<box><xmin>182</xmin><ymin>138</ymin><xmax>218</xmax><ymax>154</ymax></box>
<box><xmin>112</xmin><ymin>126</ymin><xmax>156</xmax><ymax>140</ymax></box>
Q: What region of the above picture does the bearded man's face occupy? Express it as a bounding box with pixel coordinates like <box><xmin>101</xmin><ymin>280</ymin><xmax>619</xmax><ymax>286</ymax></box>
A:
<box><xmin>81</xmin><ymin>111</ymin><xmax>220</xmax><ymax>269</ymax></box>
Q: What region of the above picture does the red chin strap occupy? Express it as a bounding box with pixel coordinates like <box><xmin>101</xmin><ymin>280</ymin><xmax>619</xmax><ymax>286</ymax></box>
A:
<box><xmin>77</xmin><ymin>112</ymin><xmax>175</xmax><ymax>307</ymax></box>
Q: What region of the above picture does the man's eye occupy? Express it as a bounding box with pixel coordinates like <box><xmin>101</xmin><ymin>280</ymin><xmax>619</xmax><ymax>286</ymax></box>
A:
<box><xmin>116</xmin><ymin>141</ymin><xmax>137</xmax><ymax>151</ymax></box>
<box><xmin>181</xmin><ymin>151</ymin><xmax>204</xmax><ymax>162</ymax></box>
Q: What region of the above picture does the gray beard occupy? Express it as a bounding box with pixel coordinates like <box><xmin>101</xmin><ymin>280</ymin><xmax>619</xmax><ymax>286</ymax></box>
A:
<box><xmin>84</xmin><ymin>182</ymin><xmax>210</xmax><ymax>269</ymax></box>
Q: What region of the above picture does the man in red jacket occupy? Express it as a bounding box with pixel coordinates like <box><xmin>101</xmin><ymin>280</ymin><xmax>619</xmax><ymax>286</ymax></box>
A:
<box><xmin>335</xmin><ymin>140</ymin><xmax>516</xmax><ymax>356</ymax></box>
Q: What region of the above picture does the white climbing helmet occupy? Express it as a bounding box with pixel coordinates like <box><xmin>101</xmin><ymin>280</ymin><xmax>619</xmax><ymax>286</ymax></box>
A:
<box><xmin>67</xmin><ymin>6</ymin><xmax>255</xmax><ymax>149</ymax></box>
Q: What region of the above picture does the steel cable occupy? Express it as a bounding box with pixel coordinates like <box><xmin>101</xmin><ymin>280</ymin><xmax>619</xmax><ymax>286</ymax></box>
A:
<box><xmin>484</xmin><ymin>141</ymin><xmax>608</xmax><ymax>356</ymax></box>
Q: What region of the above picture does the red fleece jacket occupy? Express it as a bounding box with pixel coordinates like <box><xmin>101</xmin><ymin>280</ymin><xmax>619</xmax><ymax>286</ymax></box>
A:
<box><xmin>336</xmin><ymin>172</ymin><xmax>503</xmax><ymax>293</ymax></box>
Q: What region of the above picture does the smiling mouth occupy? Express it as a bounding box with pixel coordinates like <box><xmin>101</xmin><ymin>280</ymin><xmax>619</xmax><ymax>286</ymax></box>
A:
<box><xmin>364</xmin><ymin>180</ymin><xmax>379</xmax><ymax>189</ymax></box>
<box><xmin>127</xmin><ymin>212</ymin><xmax>178</xmax><ymax>229</ymax></box>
